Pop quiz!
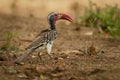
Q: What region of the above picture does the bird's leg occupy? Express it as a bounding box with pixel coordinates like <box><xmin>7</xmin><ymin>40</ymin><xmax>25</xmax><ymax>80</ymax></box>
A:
<box><xmin>38</xmin><ymin>52</ymin><xmax>44</xmax><ymax>64</ymax></box>
<box><xmin>48</xmin><ymin>53</ymin><xmax>53</xmax><ymax>60</ymax></box>
<box><xmin>46</xmin><ymin>42</ymin><xmax>54</xmax><ymax>60</ymax></box>
<box><xmin>38</xmin><ymin>52</ymin><xmax>42</xmax><ymax>61</ymax></box>
<box><xmin>46</xmin><ymin>41</ymin><xmax>56</xmax><ymax>65</ymax></box>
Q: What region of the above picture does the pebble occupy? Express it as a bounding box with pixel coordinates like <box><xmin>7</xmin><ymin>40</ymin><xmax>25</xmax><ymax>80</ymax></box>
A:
<box><xmin>6</xmin><ymin>66</ymin><xmax>17</xmax><ymax>74</ymax></box>
<box><xmin>17</xmin><ymin>73</ymin><xmax>28</xmax><ymax>79</ymax></box>
<box><xmin>32</xmin><ymin>76</ymin><xmax>39</xmax><ymax>80</ymax></box>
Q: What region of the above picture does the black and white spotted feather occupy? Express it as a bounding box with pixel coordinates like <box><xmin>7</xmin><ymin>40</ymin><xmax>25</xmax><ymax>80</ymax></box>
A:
<box><xmin>15</xmin><ymin>29</ymin><xmax>57</xmax><ymax>63</ymax></box>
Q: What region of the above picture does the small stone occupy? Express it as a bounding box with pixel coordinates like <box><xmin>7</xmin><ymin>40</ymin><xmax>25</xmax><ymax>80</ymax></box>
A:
<box><xmin>17</xmin><ymin>73</ymin><xmax>28</xmax><ymax>79</ymax></box>
<box><xmin>15</xmin><ymin>62</ymin><xmax>25</xmax><ymax>65</ymax></box>
<box><xmin>39</xmin><ymin>74</ymin><xmax>48</xmax><ymax>80</ymax></box>
<box><xmin>58</xmin><ymin>57</ymin><xmax>64</xmax><ymax>60</ymax></box>
<box><xmin>32</xmin><ymin>76</ymin><xmax>39</xmax><ymax>80</ymax></box>
<box><xmin>6</xmin><ymin>66</ymin><xmax>17</xmax><ymax>74</ymax></box>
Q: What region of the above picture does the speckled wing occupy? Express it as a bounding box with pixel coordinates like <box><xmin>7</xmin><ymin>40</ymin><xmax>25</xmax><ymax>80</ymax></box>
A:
<box><xmin>26</xmin><ymin>29</ymin><xmax>57</xmax><ymax>50</ymax></box>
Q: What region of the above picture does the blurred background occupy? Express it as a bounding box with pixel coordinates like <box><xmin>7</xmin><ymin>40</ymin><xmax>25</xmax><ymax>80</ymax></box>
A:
<box><xmin>0</xmin><ymin>0</ymin><xmax>120</xmax><ymax>80</ymax></box>
<box><xmin>0</xmin><ymin>0</ymin><xmax>119</xmax><ymax>18</ymax></box>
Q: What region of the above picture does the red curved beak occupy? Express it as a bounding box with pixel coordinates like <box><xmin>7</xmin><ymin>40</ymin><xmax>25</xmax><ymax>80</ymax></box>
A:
<box><xmin>58</xmin><ymin>13</ymin><xmax>73</xmax><ymax>23</ymax></box>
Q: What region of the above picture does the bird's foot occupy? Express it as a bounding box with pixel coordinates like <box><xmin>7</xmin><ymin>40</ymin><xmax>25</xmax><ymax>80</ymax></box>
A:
<box><xmin>38</xmin><ymin>52</ymin><xmax>45</xmax><ymax>65</ymax></box>
<box><xmin>48</xmin><ymin>54</ymin><xmax>56</xmax><ymax>64</ymax></box>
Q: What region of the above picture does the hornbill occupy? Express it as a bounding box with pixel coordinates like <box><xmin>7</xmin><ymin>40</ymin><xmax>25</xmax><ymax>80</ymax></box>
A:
<box><xmin>15</xmin><ymin>12</ymin><xmax>73</xmax><ymax>64</ymax></box>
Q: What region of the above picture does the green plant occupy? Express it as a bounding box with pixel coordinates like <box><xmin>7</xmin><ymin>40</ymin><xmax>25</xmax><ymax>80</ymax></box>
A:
<box><xmin>0</xmin><ymin>31</ymin><xmax>19</xmax><ymax>51</ymax></box>
<box><xmin>80</xmin><ymin>1</ymin><xmax>100</xmax><ymax>27</ymax></box>
<box><xmin>80</xmin><ymin>1</ymin><xmax>120</xmax><ymax>38</ymax></box>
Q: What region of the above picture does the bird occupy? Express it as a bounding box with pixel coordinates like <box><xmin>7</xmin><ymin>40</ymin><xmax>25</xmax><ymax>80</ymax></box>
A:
<box><xmin>15</xmin><ymin>12</ymin><xmax>73</xmax><ymax>64</ymax></box>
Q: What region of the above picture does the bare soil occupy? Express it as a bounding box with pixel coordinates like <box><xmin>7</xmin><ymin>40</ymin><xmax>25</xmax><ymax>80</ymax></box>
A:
<box><xmin>0</xmin><ymin>13</ymin><xmax>120</xmax><ymax>80</ymax></box>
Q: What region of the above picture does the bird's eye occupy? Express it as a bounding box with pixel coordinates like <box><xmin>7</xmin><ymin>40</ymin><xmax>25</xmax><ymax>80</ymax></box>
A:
<box><xmin>54</xmin><ymin>14</ymin><xmax>58</xmax><ymax>19</ymax></box>
<box><xmin>54</xmin><ymin>14</ymin><xmax>57</xmax><ymax>17</ymax></box>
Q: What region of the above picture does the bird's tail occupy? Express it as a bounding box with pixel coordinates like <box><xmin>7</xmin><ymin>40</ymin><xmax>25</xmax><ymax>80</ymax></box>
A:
<box><xmin>15</xmin><ymin>49</ymin><xmax>35</xmax><ymax>64</ymax></box>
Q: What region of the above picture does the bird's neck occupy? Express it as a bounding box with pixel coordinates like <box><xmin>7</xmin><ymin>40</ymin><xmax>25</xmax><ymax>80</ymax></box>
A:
<box><xmin>49</xmin><ymin>19</ymin><xmax>56</xmax><ymax>30</ymax></box>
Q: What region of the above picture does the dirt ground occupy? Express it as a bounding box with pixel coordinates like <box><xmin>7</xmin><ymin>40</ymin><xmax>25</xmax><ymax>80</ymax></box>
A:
<box><xmin>0</xmin><ymin>13</ymin><xmax>120</xmax><ymax>80</ymax></box>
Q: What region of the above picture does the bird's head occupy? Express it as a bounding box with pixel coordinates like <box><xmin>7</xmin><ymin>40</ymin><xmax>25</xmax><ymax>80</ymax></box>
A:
<box><xmin>48</xmin><ymin>12</ymin><xmax>73</xmax><ymax>24</ymax></box>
